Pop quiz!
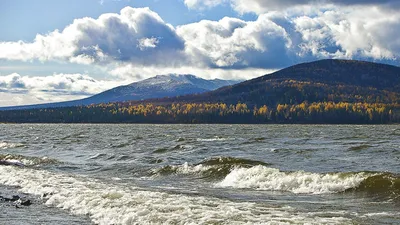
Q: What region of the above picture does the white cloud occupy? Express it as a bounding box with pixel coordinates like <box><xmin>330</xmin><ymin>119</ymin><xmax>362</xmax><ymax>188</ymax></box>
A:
<box><xmin>292</xmin><ymin>6</ymin><xmax>400</xmax><ymax>60</ymax></box>
<box><xmin>177</xmin><ymin>16</ymin><xmax>292</xmax><ymax>69</ymax></box>
<box><xmin>0</xmin><ymin>73</ymin><xmax>127</xmax><ymax>106</ymax></box>
<box><xmin>0</xmin><ymin>7</ymin><xmax>185</xmax><ymax>66</ymax></box>
<box><xmin>184</xmin><ymin>0</ymin><xmax>227</xmax><ymax>10</ymax></box>
<box><xmin>138</xmin><ymin>37</ymin><xmax>159</xmax><ymax>50</ymax></box>
<box><xmin>109</xmin><ymin>63</ymin><xmax>274</xmax><ymax>81</ymax></box>
<box><xmin>0</xmin><ymin>92</ymin><xmax>47</xmax><ymax>107</ymax></box>
<box><xmin>182</xmin><ymin>0</ymin><xmax>400</xmax><ymax>64</ymax></box>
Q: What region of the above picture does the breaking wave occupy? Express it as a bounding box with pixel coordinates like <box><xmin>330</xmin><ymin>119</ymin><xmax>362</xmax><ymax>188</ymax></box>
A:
<box><xmin>216</xmin><ymin>165</ymin><xmax>400</xmax><ymax>198</ymax></box>
<box><xmin>0</xmin><ymin>142</ymin><xmax>24</xmax><ymax>149</ymax></box>
<box><xmin>0</xmin><ymin>154</ymin><xmax>60</xmax><ymax>166</ymax></box>
<box><xmin>196</xmin><ymin>136</ymin><xmax>231</xmax><ymax>142</ymax></box>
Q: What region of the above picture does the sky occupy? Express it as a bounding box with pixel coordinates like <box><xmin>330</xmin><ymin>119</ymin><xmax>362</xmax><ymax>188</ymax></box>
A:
<box><xmin>0</xmin><ymin>0</ymin><xmax>399</xmax><ymax>106</ymax></box>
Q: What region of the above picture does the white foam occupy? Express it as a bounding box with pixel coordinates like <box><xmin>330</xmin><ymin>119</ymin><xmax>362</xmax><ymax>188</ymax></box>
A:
<box><xmin>362</xmin><ymin>212</ymin><xmax>400</xmax><ymax>217</ymax></box>
<box><xmin>197</xmin><ymin>136</ymin><xmax>230</xmax><ymax>142</ymax></box>
<box><xmin>1</xmin><ymin>159</ymin><xmax>24</xmax><ymax>167</ymax></box>
<box><xmin>0</xmin><ymin>166</ymin><xmax>352</xmax><ymax>225</ymax></box>
<box><xmin>0</xmin><ymin>142</ymin><xmax>24</xmax><ymax>149</ymax></box>
<box><xmin>175</xmin><ymin>162</ymin><xmax>211</xmax><ymax>174</ymax></box>
<box><xmin>88</xmin><ymin>153</ymin><xmax>106</xmax><ymax>160</ymax></box>
<box><xmin>216</xmin><ymin>165</ymin><xmax>368</xmax><ymax>194</ymax></box>
<box><xmin>0</xmin><ymin>154</ymin><xmax>54</xmax><ymax>166</ymax></box>
<box><xmin>152</xmin><ymin>162</ymin><xmax>212</xmax><ymax>176</ymax></box>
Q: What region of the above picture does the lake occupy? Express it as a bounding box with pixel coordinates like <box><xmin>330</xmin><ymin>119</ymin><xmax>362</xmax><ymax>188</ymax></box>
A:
<box><xmin>0</xmin><ymin>124</ymin><xmax>399</xmax><ymax>224</ymax></box>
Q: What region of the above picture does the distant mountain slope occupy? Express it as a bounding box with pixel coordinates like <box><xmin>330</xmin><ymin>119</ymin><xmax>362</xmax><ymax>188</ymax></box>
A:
<box><xmin>86</xmin><ymin>74</ymin><xmax>240</xmax><ymax>103</ymax></box>
<box><xmin>0</xmin><ymin>74</ymin><xmax>242</xmax><ymax>110</ymax></box>
<box><xmin>146</xmin><ymin>59</ymin><xmax>400</xmax><ymax>107</ymax></box>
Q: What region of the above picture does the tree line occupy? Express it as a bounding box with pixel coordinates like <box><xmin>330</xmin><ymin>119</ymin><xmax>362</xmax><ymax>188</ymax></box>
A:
<box><xmin>0</xmin><ymin>101</ymin><xmax>399</xmax><ymax>124</ymax></box>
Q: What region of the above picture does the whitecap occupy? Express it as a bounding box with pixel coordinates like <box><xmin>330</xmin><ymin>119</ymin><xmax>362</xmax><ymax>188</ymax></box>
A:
<box><xmin>362</xmin><ymin>212</ymin><xmax>400</xmax><ymax>217</ymax></box>
<box><xmin>0</xmin><ymin>142</ymin><xmax>24</xmax><ymax>149</ymax></box>
<box><xmin>197</xmin><ymin>136</ymin><xmax>230</xmax><ymax>142</ymax></box>
<box><xmin>0</xmin><ymin>154</ymin><xmax>58</xmax><ymax>166</ymax></box>
<box><xmin>216</xmin><ymin>165</ymin><xmax>368</xmax><ymax>194</ymax></box>
<box><xmin>88</xmin><ymin>153</ymin><xmax>107</xmax><ymax>160</ymax></box>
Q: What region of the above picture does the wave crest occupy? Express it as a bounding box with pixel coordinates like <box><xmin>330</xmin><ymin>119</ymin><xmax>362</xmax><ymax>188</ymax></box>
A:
<box><xmin>346</xmin><ymin>173</ymin><xmax>400</xmax><ymax>200</ymax></box>
<box><xmin>152</xmin><ymin>157</ymin><xmax>270</xmax><ymax>179</ymax></box>
<box><xmin>0</xmin><ymin>154</ymin><xmax>60</xmax><ymax>166</ymax></box>
<box><xmin>0</xmin><ymin>142</ymin><xmax>24</xmax><ymax>149</ymax></box>
<box><xmin>216</xmin><ymin>165</ymin><xmax>368</xmax><ymax>194</ymax></box>
<box><xmin>217</xmin><ymin>165</ymin><xmax>400</xmax><ymax>199</ymax></box>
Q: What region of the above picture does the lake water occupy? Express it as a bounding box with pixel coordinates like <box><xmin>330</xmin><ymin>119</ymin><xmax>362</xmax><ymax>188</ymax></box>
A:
<box><xmin>0</xmin><ymin>124</ymin><xmax>399</xmax><ymax>224</ymax></box>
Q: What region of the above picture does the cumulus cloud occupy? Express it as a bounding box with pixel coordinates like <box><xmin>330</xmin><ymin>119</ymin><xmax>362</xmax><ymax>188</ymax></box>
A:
<box><xmin>177</xmin><ymin>7</ymin><xmax>400</xmax><ymax>69</ymax></box>
<box><xmin>292</xmin><ymin>7</ymin><xmax>400</xmax><ymax>60</ymax></box>
<box><xmin>0</xmin><ymin>73</ymin><xmax>126</xmax><ymax>106</ymax></box>
<box><xmin>0</xmin><ymin>7</ymin><xmax>185</xmax><ymax>66</ymax></box>
<box><xmin>177</xmin><ymin>16</ymin><xmax>293</xmax><ymax>69</ymax></box>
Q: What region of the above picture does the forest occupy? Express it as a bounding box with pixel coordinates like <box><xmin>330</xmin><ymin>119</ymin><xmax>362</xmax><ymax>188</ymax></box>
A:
<box><xmin>0</xmin><ymin>101</ymin><xmax>399</xmax><ymax>124</ymax></box>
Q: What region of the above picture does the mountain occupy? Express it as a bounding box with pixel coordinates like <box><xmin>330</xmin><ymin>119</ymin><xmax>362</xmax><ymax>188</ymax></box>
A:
<box><xmin>85</xmin><ymin>74</ymin><xmax>241</xmax><ymax>104</ymax></box>
<box><xmin>145</xmin><ymin>59</ymin><xmax>400</xmax><ymax>107</ymax></box>
<box><xmin>0</xmin><ymin>74</ymin><xmax>242</xmax><ymax>110</ymax></box>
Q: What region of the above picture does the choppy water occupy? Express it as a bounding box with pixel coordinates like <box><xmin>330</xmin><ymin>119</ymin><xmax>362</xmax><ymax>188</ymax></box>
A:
<box><xmin>0</xmin><ymin>124</ymin><xmax>399</xmax><ymax>225</ymax></box>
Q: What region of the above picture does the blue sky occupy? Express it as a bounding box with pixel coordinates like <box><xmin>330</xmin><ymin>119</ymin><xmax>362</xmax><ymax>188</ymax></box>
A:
<box><xmin>0</xmin><ymin>0</ymin><xmax>399</xmax><ymax>106</ymax></box>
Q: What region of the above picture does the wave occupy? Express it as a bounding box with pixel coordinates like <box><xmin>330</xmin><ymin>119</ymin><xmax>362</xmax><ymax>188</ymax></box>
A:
<box><xmin>0</xmin><ymin>166</ymin><xmax>352</xmax><ymax>225</ymax></box>
<box><xmin>0</xmin><ymin>142</ymin><xmax>24</xmax><ymax>149</ymax></box>
<box><xmin>60</xmin><ymin>131</ymin><xmax>86</xmax><ymax>140</ymax></box>
<box><xmin>241</xmin><ymin>137</ymin><xmax>267</xmax><ymax>145</ymax></box>
<box><xmin>216</xmin><ymin>166</ymin><xmax>366</xmax><ymax>194</ymax></box>
<box><xmin>196</xmin><ymin>136</ymin><xmax>231</xmax><ymax>142</ymax></box>
<box><xmin>216</xmin><ymin>165</ymin><xmax>400</xmax><ymax>198</ymax></box>
<box><xmin>88</xmin><ymin>153</ymin><xmax>107</xmax><ymax>160</ymax></box>
<box><xmin>152</xmin><ymin>145</ymin><xmax>190</xmax><ymax>154</ymax></box>
<box><xmin>345</xmin><ymin>173</ymin><xmax>400</xmax><ymax>200</ymax></box>
<box><xmin>348</xmin><ymin>144</ymin><xmax>372</xmax><ymax>151</ymax></box>
<box><xmin>0</xmin><ymin>159</ymin><xmax>24</xmax><ymax>167</ymax></box>
<box><xmin>176</xmin><ymin>137</ymin><xmax>185</xmax><ymax>142</ymax></box>
<box><xmin>152</xmin><ymin>157</ymin><xmax>270</xmax><ymax>179</ymax></box>
<box><xmin>112</xmin><ymin>142</ymin><xmax>132</xmax><ymax>149</ymax></box>
<box><xmin>0</xmin><ymin>154</ymin><xmax>60</xmax><ymax>166</ymax></box>
<box><xmin>88</xmin><ymin>153</ymin><xmax>132</xmax><ymax>163</ymax></box>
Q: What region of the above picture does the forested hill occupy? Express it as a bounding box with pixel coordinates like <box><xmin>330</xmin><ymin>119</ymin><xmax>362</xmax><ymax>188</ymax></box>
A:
<box><xmin>146</xmin><ymin>59</ymin><xmax>400</xmax><ymax>107</ymax></box>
